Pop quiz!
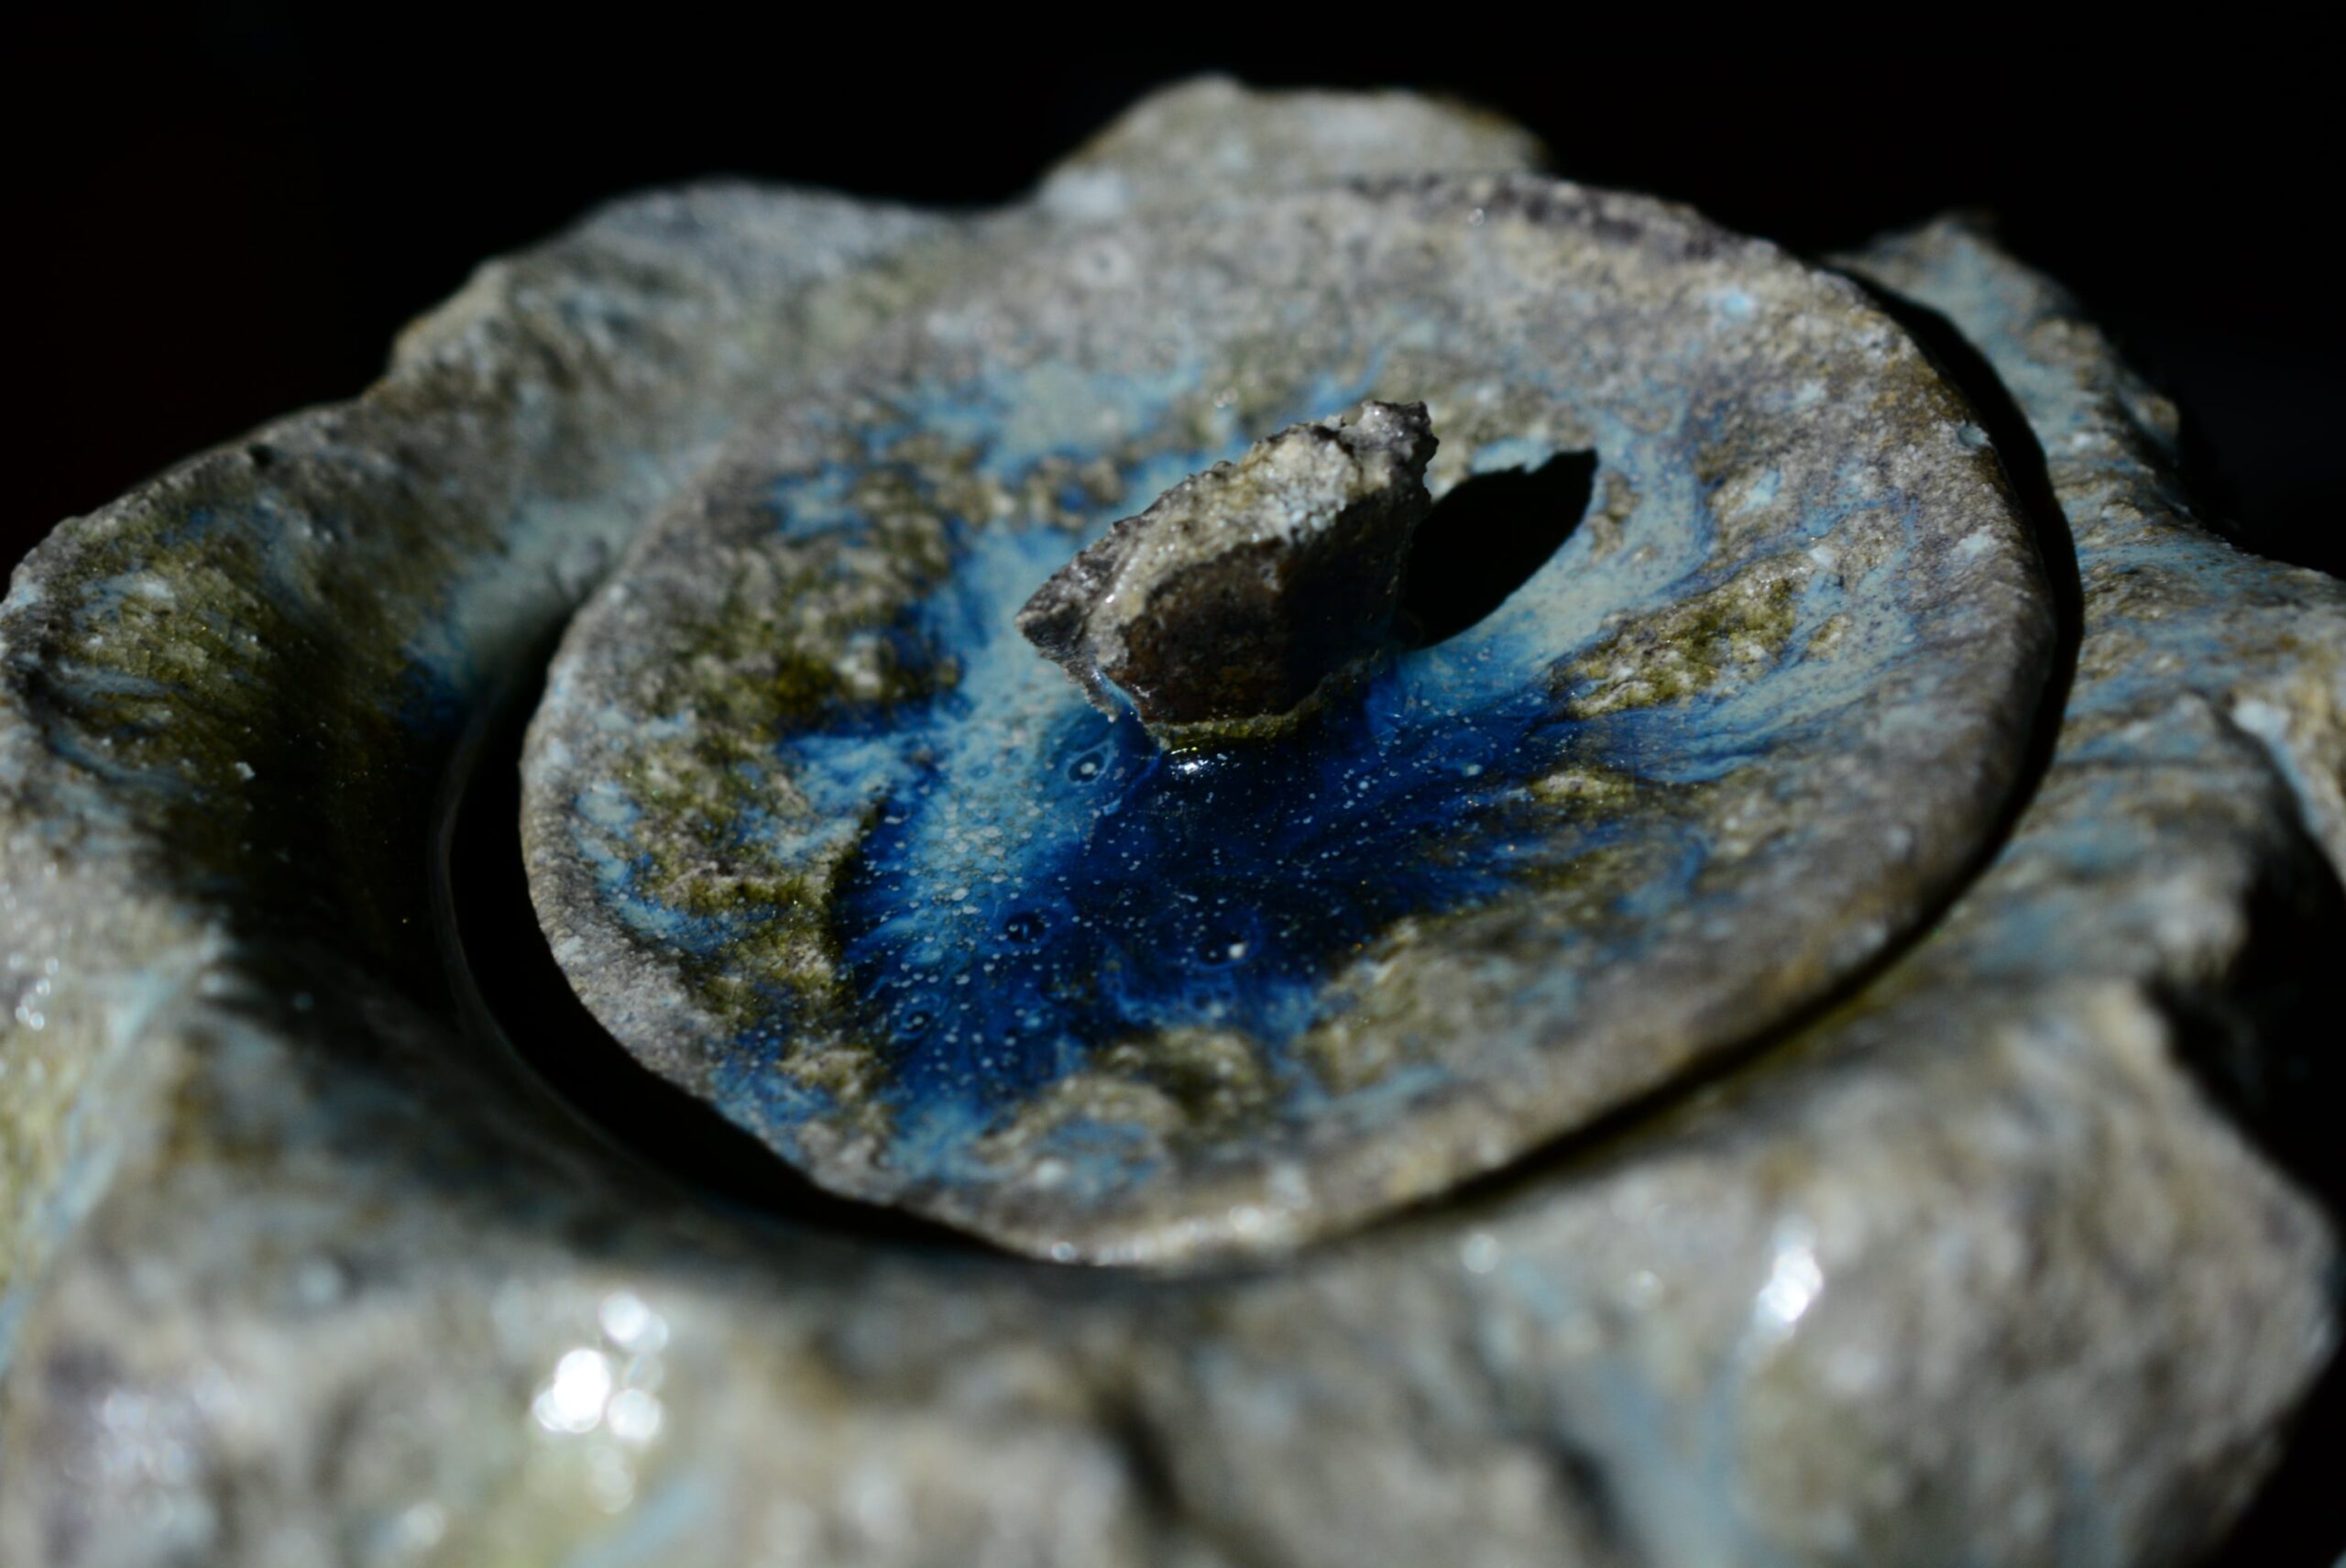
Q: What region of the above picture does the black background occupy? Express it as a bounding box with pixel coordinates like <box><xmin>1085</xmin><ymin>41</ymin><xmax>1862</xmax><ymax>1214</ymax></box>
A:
<box><xmin>14</xmin><ymin>16</ymin><xmax>2341</xmax><ymax>583</ymax></box>
<box><xmin>10</xmin><ymin>14</ymin><xmax>2343</xmax><ymax>1563</ymax></box>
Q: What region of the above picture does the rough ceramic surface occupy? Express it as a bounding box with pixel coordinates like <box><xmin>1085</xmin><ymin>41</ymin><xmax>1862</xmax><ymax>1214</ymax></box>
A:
<box><xmin>521</xmin><ymin>162</ymin><xmax>2052</xmax><ymax>1261</ymax></box>
<box><xmin>0</xmin><ymin>78</ymin><xmax>2339</xmax><ymax>1568</ymax></box>
<box><xmin>1017</xmin><ymin>399</ymin><xmax>1437</xmax><ymax>739</ymax></box>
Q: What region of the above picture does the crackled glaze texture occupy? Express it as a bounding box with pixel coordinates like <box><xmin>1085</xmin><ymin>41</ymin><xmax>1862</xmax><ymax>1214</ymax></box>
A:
<box><xmin>0</xmin><ymin>79</ymin><xmax>2338</xmax><ymax>1568</ymax></box>
<box><xmin>522</xmin><ymin>171</ymin><xmax>2052</xmax><ymax>1261</ymax></box>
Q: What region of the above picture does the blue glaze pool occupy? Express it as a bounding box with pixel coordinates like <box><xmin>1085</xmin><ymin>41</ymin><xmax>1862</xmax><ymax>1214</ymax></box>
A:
<box><xmin>829</xmin><ymin>590</ymin><xmax>1588</xmax><ymax>1124</ymax></box>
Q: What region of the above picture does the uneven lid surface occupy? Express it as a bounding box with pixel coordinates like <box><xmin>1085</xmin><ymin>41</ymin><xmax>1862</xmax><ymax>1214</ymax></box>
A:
<box><xmin>522</xmin><ymin>175</ymin><xmax>2053</xmax><ymax>1262</ymax></box>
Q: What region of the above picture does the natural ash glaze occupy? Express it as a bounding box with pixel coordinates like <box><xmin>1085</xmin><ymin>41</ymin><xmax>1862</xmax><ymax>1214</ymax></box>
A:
<box><xmin>0</xmin><ymin>79</ymin><xmax>2337</xmax><ymax>1568</ymax></box>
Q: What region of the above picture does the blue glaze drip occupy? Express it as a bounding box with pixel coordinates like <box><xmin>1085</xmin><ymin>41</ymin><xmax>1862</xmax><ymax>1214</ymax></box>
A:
<box><xmin>834</xmin><ymin>664</ymin><xmax>1580</xmax><ymax>1119</ymax></box>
